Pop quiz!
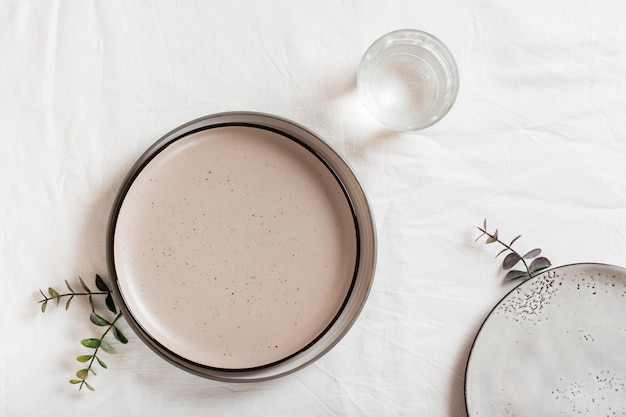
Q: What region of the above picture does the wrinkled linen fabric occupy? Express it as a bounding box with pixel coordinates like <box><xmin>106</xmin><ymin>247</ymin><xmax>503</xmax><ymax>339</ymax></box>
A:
<box><xmin>3</xmin><ymin>1</ymin><xmax>626</xmax><ymax>416</ymax></box>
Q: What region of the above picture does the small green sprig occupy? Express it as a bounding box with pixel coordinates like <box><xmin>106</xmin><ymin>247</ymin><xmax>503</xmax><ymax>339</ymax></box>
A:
<box><xmin>38</xmin><ymin>275</ymin><xmax>116</xmax><ymax>314</ymax></box>
<box><xmin>71</xmin><ymin>311</ymin><xmax>126</xmax><ymax>391</ymax></box>
<box><xmin>476</xmin><ymin>219</ymin><xmax>552</xmax><ymax>281</ymax></box>
<box><xmin>38</xmin><ymin>275</ymin><xmax>128</xmax><ymax>391</ymax></box>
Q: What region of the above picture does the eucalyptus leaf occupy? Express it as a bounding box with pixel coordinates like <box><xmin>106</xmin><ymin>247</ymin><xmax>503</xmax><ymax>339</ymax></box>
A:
<box><xmin>88</xmin><ymin>294</ymin><xmax>94</xmax><ymax>312</ymax></box>
<box><xmin>79</xmin><ymin>276</ymin><xmax>91</xmax><ymax>293</ymax></box>
<box><xmin>81</xmin><ymin>338</ymin><xmax>101</xmax><ymax>349</ymax></box>
<box><xmin>41</xmin><ymin>300</ymin><xmax>47</xmax><ymax>313</ymax></box>
<box><xmin>100</xmin><ymin>341</ymin><xmax>117</xmax><ymax>354</ymax></box>
<box><xmin>529</xmin><ymin>257</ymin><xmax>551</xmax><ymax>274</ymax></box>
<box><xmin>76</xmin><ymin>368</ymin><xmax>89</xmax><ymax>379</ymax></box>
<box><xmin>65</xmin><ymin>279</ymin><xmax>74</xmax><ymax>292</ymax></box>
<box><xmin>509</xmin><ymin>235</ymin><xmax>522</xmax><ymax>247</ymax></box>
<box><xmin>69</xmin><ymin>379</ymin><xmax>81</xmax><ymax>384</ymax></box>
<box><xmin>65</xmin><ymin>295</ymin><xmax>74</xmax><ymax>311</ymax></box>
<box><xmin>48</xmin><ymin>287</ymin><xmax>60</xmax><ymax>298</ymax></box>
<box><xmin>113</xmin><ymin>326</ymin><xmax>128</xmax><ymax>344</ymax></box>
<box><xmin>502</xmin><ymin>252</ymin><xmax>522</xmax><ymax>270</ymax></box>
<box><xmin>105</xmin><ymin>293</ymin><xmax>117</xmax><ymax>314</ymax></box>
<box><xmin>96</xmin><ymin>356</ymin><xmax>108</xmax><ymax>369</ymax></box>
<box><xmin>495</xmin><ymin>248</ymin><xmax>508</xmax><ymax>258</ymax></box>
<box><xmin>76</xmin><ymin>355</ymin><xmax>92</xmax><ymax>363</ymax></box>
<box><xmin>90</xmin><ymin>312</ymin><xmax>110</xmax><ymax>327</ymax></box>
<box><xmin>523</xmin><ymin>248</ymin><xmax>542</xmax><ymax>259</ymax></box>
<box><xmin>95</xmin><ymin>274</ymin><xmax>110</xmax><ymax>292</ymax></box>
<box><xmin>506</xmin><ymin>270</ymin><xmax>529</xmax><ymax>281</ymax></box>
<box><xmin>84</xmin><ymin>381</ymin><xmax>95</xmax><ymax>391</ymax></box>
<box><xmin>485</xmin><ymin>229</ymin><xmax>498</xmax><ymax>244</ymax></box>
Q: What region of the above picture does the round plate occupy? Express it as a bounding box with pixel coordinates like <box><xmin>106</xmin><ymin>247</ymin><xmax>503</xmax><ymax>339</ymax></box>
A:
<box><xmin>106</xmin><ymin>112</ymin><xmax>376</xmax><ymax>381</ymax></box>
<box><xmin>465</xmin><ymin>263</ymin><xmax>626</xmax><ymax>416</ymax></box>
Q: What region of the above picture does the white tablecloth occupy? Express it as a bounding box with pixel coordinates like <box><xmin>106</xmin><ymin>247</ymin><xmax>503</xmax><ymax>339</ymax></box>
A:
<box><xmin>3</xmin><ymin>1</ymin><xmax>626</xmax><ymax>416</ymax></box>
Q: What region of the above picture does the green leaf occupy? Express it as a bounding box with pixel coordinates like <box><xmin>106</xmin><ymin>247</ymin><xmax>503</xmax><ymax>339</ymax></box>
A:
<box><xmin>69</xmin><ymin>379</ymin><xmax>82</xmax><ymax>384</ymax></box>
<box><xmin>523</xmin><ymin>248</ymin><xmax>542</xmax><ymax>259</ymax></box>
<box><xmin>76</xmin><ymin>368</ymin><xmax>89</xmax><ymax>379</ymax></box>
<box><xmin>485</xmin><ymin>229</ymin><xmax>498</xmax><ymax>244</ymax></box>
<box><xmin>65</xmin><ymin>279</ymin><xmax>74</xmax><ymax>292</ymax></box>
<box><xmin>41</xmin><ymin>300</ymin><xmax>47</xmax><ymax>313</ymax></box>
<box><xmin>529</xmin><ymin>257</ymin><xmax>551</xmax><ymax>275</ymax></box>
<box><xmin>506</xmin><ymin>270</ymin><xmax>529</xmax><ymax>281</ymax></box>
<box><xmin>81</xmin><ymin>338</ymin><xmax>101</xmax><ymax>349</ymax></box>
<box><xmin>79</xmin><ymin>276</ymin><xmax>91</xmax><ymax>293</ymax></box>
<box><xmin>84</xmin><ymin>381</ymin><xmax>95</xmax><ymax>391</ymax></box>
<box><xmin>100</xmin><ymin>341</ymin><xmax>117</xmax><ymax>354</ymax></box>
<box><xmin>502</xmin><ymin>252</ymin><xmax>522</xmax><ymax>270</ymax></box>
<box><xmin>113</xmin><ymin>326</ymin><xmax>128</xmax><ymax>344</ymax></box>
<box><xmin>49</xmin><ymin>287</ymin><xmax>61</xmax><ymax>305</ymax></box>
<box><xmin>96</xmin><ymin>356</ymin><xmax>108</xmax><ymax>369</ymax></box>
<box><xmin>88</xmin><ymin>294</ymin><xmax>94</xmax><ymax>312</ymax></box>
<box><xmin>76</xmin><ymin>355</ymin><xmax>92</xmax><ymax>363</ymax></box>
<box><xmin>105</xmin><ymin>293</ymin><xmax>117</xmax><ymax>314</ymax></box>
<box><xmin>65</xmin><ymin>295</ymin><xmax>74</xmax><ymax>311</ymax></box>
<box><xmin>90</xmin><ymin>312</ymin><xmax>110</xmax><ymax>326</ymax></box>
<box><xmin>95</xmin><ymin>274</ymin><xmax>110</xmax><ymax>292</ymax></box>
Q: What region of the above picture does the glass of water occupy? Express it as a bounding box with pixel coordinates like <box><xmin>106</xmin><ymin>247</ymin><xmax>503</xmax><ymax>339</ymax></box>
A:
<box><xmin>358</xmin><ymin>29</ymin><xmax>459</xmax><ymax>131</ymax></box>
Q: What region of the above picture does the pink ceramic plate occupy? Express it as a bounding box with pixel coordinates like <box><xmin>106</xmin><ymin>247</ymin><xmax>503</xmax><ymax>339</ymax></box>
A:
<box><xmin>107</xmin><ymin>112</ymin><xmax>376</xmax><ymax>381</ymax></box>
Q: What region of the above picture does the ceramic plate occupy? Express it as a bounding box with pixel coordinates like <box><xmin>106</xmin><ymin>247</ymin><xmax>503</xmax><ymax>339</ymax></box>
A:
<box><xmin>465</xmin><ymin>263</ymin><xmax>626</xmax><ymax>416</ymax></box>
<box><xmin>106</xmin><ymin>112</ymin><xmax>376</xmax><ymax>381</ymax></box>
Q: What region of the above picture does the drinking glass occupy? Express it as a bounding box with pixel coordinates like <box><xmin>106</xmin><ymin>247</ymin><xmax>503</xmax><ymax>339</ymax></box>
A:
<box><xmin>358</xmin><ymin>29</ymin><xmax>459</xmax><ymax>131</ymax></box>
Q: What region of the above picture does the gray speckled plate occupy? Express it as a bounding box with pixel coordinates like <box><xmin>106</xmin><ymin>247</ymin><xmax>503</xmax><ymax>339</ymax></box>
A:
<box><xmin>465</xmin><ymin>263</ymin><xmax>626</xmax><ymax>416</ymax></box>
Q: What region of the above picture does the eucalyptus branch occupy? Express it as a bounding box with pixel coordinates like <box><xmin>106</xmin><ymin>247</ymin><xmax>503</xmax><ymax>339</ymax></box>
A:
<box><xmin>37</xmin><ymin>274</ymin><xmax>128</xmax><ymax>391</ymax></box>
<box><xmin>70</xmin><ymin>311</ymin><xmax>127</xmax><ymax>392</ymax></box>
<box><xmin>475</xmin><ymin>219</ymin><xmax>551</xmax><ymax>281</ymax></box>
<box><xmin>38</xmin><ymin>275</ymin><xmax>116</xmax><ymax>314</ymax></box>
<box><xmin>475</xmin><ymin>224</ymin><xmax>531</xmax><ymax>272</ymax></box>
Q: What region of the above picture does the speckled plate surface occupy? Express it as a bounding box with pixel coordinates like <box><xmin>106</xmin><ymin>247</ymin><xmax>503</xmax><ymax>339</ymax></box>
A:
<box><xmin>106</xmin><ymin>112</ymin><xmax>376</xmax><ymax>381</ymax></box>
<box><xmin>465</xmin><ymin>263</ymin><xmax>626</xmax><ymax>416</ymax></box>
